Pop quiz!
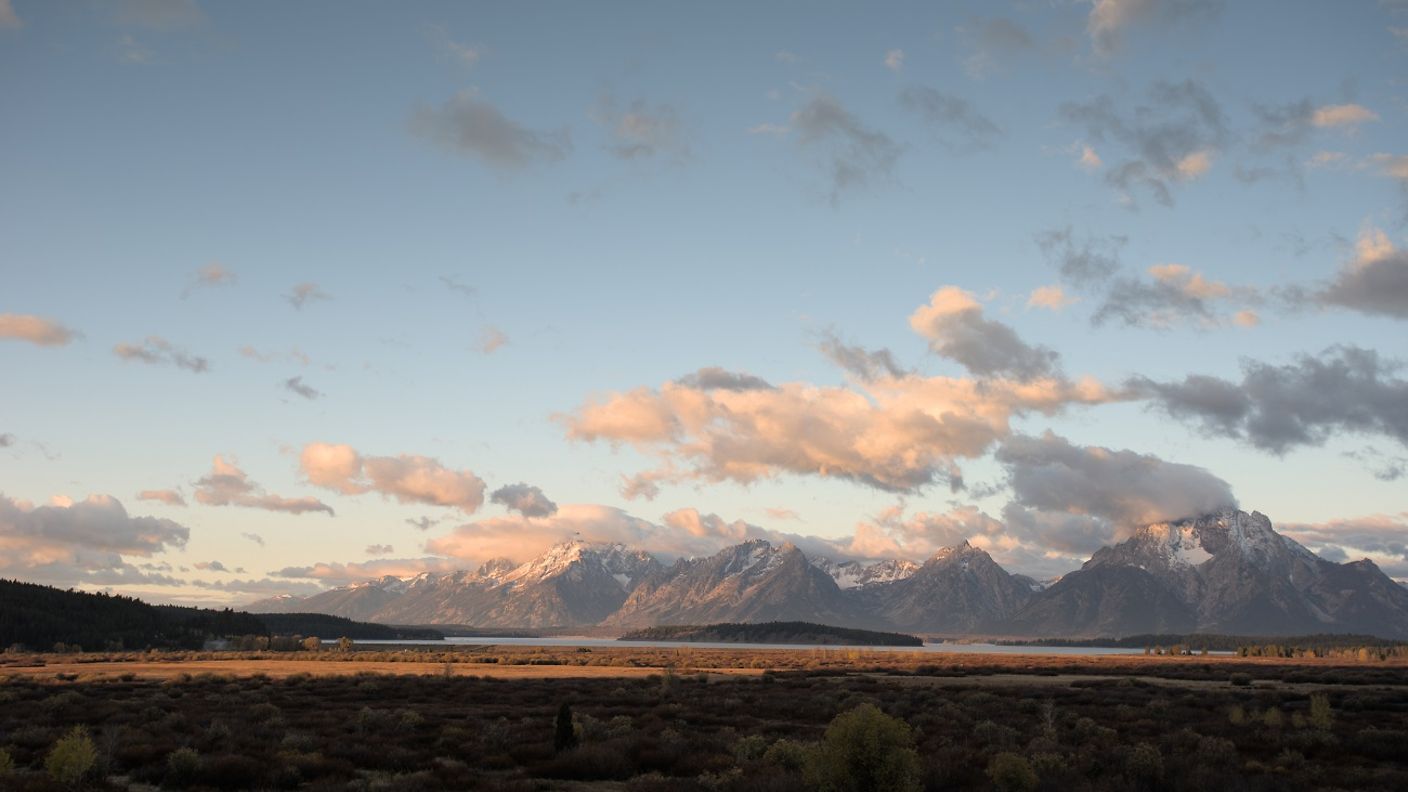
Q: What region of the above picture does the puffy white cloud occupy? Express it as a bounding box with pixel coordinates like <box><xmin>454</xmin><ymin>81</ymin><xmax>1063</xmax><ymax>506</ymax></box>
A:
<box><xmin>300</xmin><ymin>443</ymin><xmax>486</xmax><ymax>513</ymax></box>
<box><xmin>193</xmin><ymin>455</ymin><xmax>334</xmax><ymax>516</ymax></box>
<box><xmin>0</xmin><ymin>314</ymin><xmax>77</xmax><ymax>347</ymax></box>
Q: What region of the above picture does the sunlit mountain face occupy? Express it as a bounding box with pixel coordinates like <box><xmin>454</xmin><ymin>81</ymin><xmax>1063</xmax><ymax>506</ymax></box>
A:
<box><xmin>2</xmin><ymin>0</ymin><xmax>1406</xmax><ymax>621</ymax></box>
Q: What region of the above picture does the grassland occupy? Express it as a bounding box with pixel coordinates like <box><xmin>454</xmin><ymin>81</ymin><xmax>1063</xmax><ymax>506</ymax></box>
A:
<box><xmin>1</xmin><ymin>646</ymin><xmax>1406</xmax><ymax>790</ymax></box>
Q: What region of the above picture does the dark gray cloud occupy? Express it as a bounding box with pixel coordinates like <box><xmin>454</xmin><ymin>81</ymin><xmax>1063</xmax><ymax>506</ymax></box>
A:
<box><xmin>817</xmin><ymin>332</ymin><xmax>907</xmax><ymax>381</ymax></box>
<box><xmin>959</xmin><ymin>17</ymin><xmax>1036</xmax><ymax>76</ymax></box>
<box><xmin>1280</xmin><ymin>513</ymin><xmax>1408</xmax><ymax>567</ymax></box>
<box><xmin>410</xmin><ymin>91</ymin><xmax>569</xmax><ymax>170</ymax></box>
<box><xmin>1252</xmin><ymin>99</ymin><xmax>1316</xmax><ymax>149</ymax></box>
<box><xmin>112</xmin><ymin>336</ymin><xmax>209</xmax><ymax>373</ymax></box>
<box><xmin>790</xmin><ymin>95</ymin><xmax>902</xmax><ymax>204</ymax></box>
<box><xmin>1060</xmin><ymin>79</ymin><xmax>1227</xmax><ymax>206</ymax></box>
<box><xmin>898</xmin><ymin>86</ymin><xmax>1002</xmax><ymax>150</ymax></box>
<box><xmin>365</xmin><ymin>544</ymin><xmax>394</xmax><ymax>556</ymax></box>
<box><xmin>283</xmin><ymin>376</ymin><xmax>321</xmax><ymax>400</ymax></box>
<box><xmin>909</xmin><ymin>287</ymin><xmax>1060</xmax><ymax>380</ymax></box>
<box><xmin>489</xmin><ymin>482</ymin><xmax>559</xmax><ymax>518</ymax></box>
<box><xmin>996</xmin><ymin>431</ymin><xmax>1237</xmax><ymax>528</ymax></box>
<box><xmin>1343</xmin><ymin>447</ymin><xmax>1407</xmax><ymax>482</ymax></box>
<box><xmin>0</xmin><ymin>433</ymin><xmax>13</xmax><ymax>448</ymax></box>
<box><xmin>1087</xmin><ymin>0</ymin><xmax>1223</xmax><ymax>56</ymax></box>
<box><xmin>1130</xmin><ymin>346</ymin><xmax>1408</xmax><ymax>454</ymax></box>
<box><xmin>675</xmin><ymin>367</ymin><xmax>774</xmax><ymax>391</ymax></box>
<box><xmin>1034</xmin><ymin>227</ymin><xmax>1125</xmax><ymax>289</ymax></box>
<box><xmin>1001</xmin><ymin>502</ymin><xmax>1120</xmax><ymax>556</ymax></box>
<box><xmin>194</xmin><ymin>560</ymin><xmax>229</xmax><ymax>573</ymax></box>
<box><xmin>405</xmin><ymin>515</ymin><xmax>442</xmax><ymax>531</ymax></box>
<box><xmin>1319</xmin><ymin>246</ymin><xmax>1408</xmax><ymax>319</ymax></box>
<box><xmin>1092</xmin><ymin>265</ymin><xmax>1254</xmax><ymax>328</ymax></box>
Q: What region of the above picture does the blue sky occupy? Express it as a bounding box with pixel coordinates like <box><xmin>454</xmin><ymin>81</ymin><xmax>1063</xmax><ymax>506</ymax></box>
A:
<box><xmin>2</xmin><ymin>0</ymin><xmax>1407</xmax><ymax>604</ymax></box>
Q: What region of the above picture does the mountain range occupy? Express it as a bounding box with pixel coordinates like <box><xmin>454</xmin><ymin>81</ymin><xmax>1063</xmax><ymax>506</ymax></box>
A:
<box><xmin>248</xmin><ymin>509</ymin><xmax>1408</xmax><ymax>638</ymax></box>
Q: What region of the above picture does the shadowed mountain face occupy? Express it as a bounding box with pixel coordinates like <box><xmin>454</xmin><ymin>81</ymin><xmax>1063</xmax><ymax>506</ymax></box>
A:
<box><xmin>1008</xmin><ymin>510</ymin><xmax>1408</xmax><ymax>638</ymax></box>
<box><xmin>858</xmin><ymin>541</ymin><xmax>1036</xmax><ymax>633</ymax></box>
<box><xmin>248</xmin><ymin>510</ymin><xmax>1408</xmax><ymax>638</ymax></box>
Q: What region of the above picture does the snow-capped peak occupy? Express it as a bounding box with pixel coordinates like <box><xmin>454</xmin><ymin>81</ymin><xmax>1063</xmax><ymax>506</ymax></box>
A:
<box><xmin>811</xmin><ymin>556</ymin><xmax>921</xmax><ymax>589</ymax></box>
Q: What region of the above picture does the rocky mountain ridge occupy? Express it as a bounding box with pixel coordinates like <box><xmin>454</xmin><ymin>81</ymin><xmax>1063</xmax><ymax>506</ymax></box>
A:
<box><xmin>247</xmin><ymin>510</ymin><xmax>1408</xmax><ymax>638</ymax></box>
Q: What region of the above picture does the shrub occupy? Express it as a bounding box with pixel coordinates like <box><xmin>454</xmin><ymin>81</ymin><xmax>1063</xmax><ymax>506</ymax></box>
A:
<box><xmin>554</xmin><ymin>703</ymin><xmax>577</xmax><ymax>753</ymax></box>
<box><xmin>0</xmin><ymin>747</ymin><xmax>13</xmax><ymax>775</ymax></box>
<box><xmin>1229</xmin><ymin>673</ymin><xmax>1252</xmax><ymax>687</ymax></box>
<box><xmin>45</xmin><ymin>725</ymin><xmax>97</xmax><ymax>786</ymax></box>
<box><xmin>1126</xmin><ymin>743</ymin><xmax>1163</xmax><ymax>783</ymax></box>
<box><xmin>987</xmin><ymin>752</ymin><xmax>1038</xmax><ymax>792</ymax></box>
<box><xmin>805</xmin><ymin>703</ymin><xmax>921</xmax><ymax>792</ymax></box>
<box><xmin>166</xmin><ymin>747</ymin><xmax>201</xmax><ymax>787</ymax></box>
<box><xmin>734</xmin><ymin>734</ymin><xmax>769</xmax><ymax>763</ymax></box>
<box><xmin>1309</xmin><ymin>693</ymin><xmax>1334</xmax><ymax>730</ymax></box>
<box><xmin>764</xmin><ymin>738</ymin><xmax>811</xmax><ymax>772</ymax></box>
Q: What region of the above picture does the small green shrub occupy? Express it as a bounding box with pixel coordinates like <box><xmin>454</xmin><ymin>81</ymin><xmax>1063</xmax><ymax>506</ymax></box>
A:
<box><xmin>987</xmin><ymin>752</ymin><xmax>1038</xmax><ymax>792</ymax></box>
<box><xmin>45</xmin><ymin>725</ymin><xmax>97</xmax><ymax>786</ymax></box>
<box><xmin>0</xmin><ymin>747</ymin><xmax>14</xmax><ymax>775</ymax></box>
<box><xmin>166</xmin><ymin>747</ymin><xmax>200</xmax><ymax>787</ymax></box>
<box><xmin>805</xmin><ymin>703</ymin><xmax>921</xmax><ymax>792</ymax></box>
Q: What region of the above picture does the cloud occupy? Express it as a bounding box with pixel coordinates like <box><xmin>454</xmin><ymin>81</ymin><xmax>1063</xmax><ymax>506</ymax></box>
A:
<box><xmin>300</xmin><ymin>442</ymin><xmax>486</xmax><ymax>513</ymax></box>
<box><xmin>996</xmin><ymin>431</ymin><xmax>1237</xmax><ymax>529</ymax></box>
<box><xmin>410</xmin><ymin>91</ymin><xmax>569</xmax><ymax>170</ymax></box>
<box><xmin>884</xmin><ymin>49</ymin><xmax>905</xmax><ymax>72</ymax></box>
<box><xmin>137</xmin><ymin>489</ymin><xmax>186</xmax><ymax>507</ymax></box>
<box><xmin>817</xmin><ymin>332</ymin><xmax>907</xmax><ymax>381</ymax></box>
<box><xmin>1076</xmin><ymin>144</ymin><xmax>1103</xmax><ymax>170</ymax></box>
<box><xmin>1130</xmin><ymin>345</ymin><xmax>1408</xmax><ymax>454</ymax></box>
<box><xmin>1316</xmin><ymin>227</ymin><xmax>1408</xmax><ymax>319</ymax></box>
<box><xmin>959</xmin><ymin>17</ymin><xmax>1035</xmax><ymax>77</ymax></box>
<box><xmin>283</xmin><ymin>376</ymin><xmax>322</xmax><ymax>400</ymax></box>
<box><xmin>240</xmin><ymin>532</ymin><xmax>265</xmax><ymax>546</ymax></box>
<box><xmin>405</xmin><ymin>515</ymin><xmax>442</xmax><ymax>531</ymax></box>
<box><xmin>365</xmin><ymin>544</ymin><xmax>394</xmax><ymax>556</ymax></box>
<box><xmin>1093</xmin><ymin>263</ymin><xmax>1255</xmax><ymax>328</ymax></box>
<box><xmin>427</xmin><ymin>26</ymin><xmax>480</xmax><ymax>66</ymax></box>
<box><xmin>898</xmin><ymin>86</ymin><xmax>1002</xmax><ymax>150</ymax></box>
<box><xmin>286</xmin><ymin>282</ymin><xmax>330</xmax><ymax>310</ymax></box>
<box><xmin>1279</xmin><ymin>512</ymin><xmax>1408</xmax><ymax>572</ymax></box>
<box><xmin>1060</xmin><ymin>80</ymin><xmax>1227</xmax><ymax>206</ymax></box>
<box><xmin>193</xmin><ymin>455</ymin><xmax>334</xmax><ymax>516</ymax></box>
<box><xmin>440</xmin><ymin>275</ymin><xmax>476</xmax><ymax>298</ymax></box>
<box><xmin>1035</xmin><ymin>227</ymin><xmax>1125</xmax><ymax>288</ymax></box>
<box><xmin>272</xmin><ymin>557</ymin><xmax>461</xmax><ymax>586</ymax></box>
<box><xmin>861</xmin><ymin>503</ymin><xmax>1007</xmax><ymax>558</ymax></box>
<box><xmin>563</xmin><ymin>365</ymin><xmax>1117</xmax><ymax>496</ymax></box>
<box><xmin>1087</xmin><ymin>0</ymin><xmax>1222</xmax><ymax>56</ymax></box>
<box><xmin>675</xmin><ymin>367</ymin><xmax>774</xmax><ymax>391</ymax></box>
<box><xmin>1343</xmin><ymin>446</ymin><xmax>1407</xmax><ymax>482</ymax></box>
<box><xmin>1027</xmin><ymin>286</ymin><xmax>1078</xmax><ymax>311</ymax></box>
<box><xmin>1312</xmin><ymin>103</ymin><xmax>1379</xmax><ymax>129</ymax></box>
<box><xmin>490</xmin><ymin>482</ymin><xmax>559</xmax><ymax>518</ymax></box>
<box><xmin>112</xmin><ymin>336</ymin><xmax>209</xmax><ymax>373</ymax></box>
<box><xmin>182</xmin><ymin>262</ymin><xmax>235</xmax><ymax>297</ymax></box>
<box><xmin>789</xmin><ymin>94</ymin><xmax>902</xmax><ymax>203</ymax></box>
<box><xmin>764</xmin><ymin>507</ymin><xmax>800</xmax><ymax>521</ymax></box>
<box><xmin>0</xmin><ymin>0</ymin><xmax>21</xmax><ymax>29</ymax></box>
<box><xmin>0</xmin><ymin>493</ymin><xmax>190</xmax><ymax>587</ymax></box>
<box><xmin>594</xmin><ymin>95</ymin><xmax>688</xmax><ymax>161</ymax></box>
<box><xmin>110</xmin><ymin>0</ymin><xmax>206</xmax><ymax>31</ymax></box>
<box><xmin>478</xmin><ymin>326</ymin><xmax>508</xmax><ymax>354</ymax></box>
<box><xmin>0</xmin><ymin>433</ymin><xmax>13</xmax><ymax>448</ymax></box>
<box><xmin>908</xmin><ymin>286</ymin><xmax>1061</xmax><ymax>380</ymax></box>
<box><xmin>0</xmin><ymin>314</ymin><xmax>78</xmax><ymax>347</ymax></box>
<box><xmin>194</xmin><ymin>560</ymin><xmax>228</xmax><ymax>573</ymax></box>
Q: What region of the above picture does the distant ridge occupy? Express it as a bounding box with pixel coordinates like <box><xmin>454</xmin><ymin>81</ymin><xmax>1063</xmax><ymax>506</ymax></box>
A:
<box><xmin>619</xmin><ymin>621</ymin><xmax>923</xmax><ymax>647</ymax></box>
<box><xmin>247</xmin><ymin>509</ymin><xmax>1408</xmax><ymax>639</ymax></box>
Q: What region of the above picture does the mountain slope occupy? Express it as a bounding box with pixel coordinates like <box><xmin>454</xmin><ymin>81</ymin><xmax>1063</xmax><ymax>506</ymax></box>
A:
<box><xmin>861</xmin><ymin>541</ymin><xmax>1035</xmax><ymax>633</ymax></box>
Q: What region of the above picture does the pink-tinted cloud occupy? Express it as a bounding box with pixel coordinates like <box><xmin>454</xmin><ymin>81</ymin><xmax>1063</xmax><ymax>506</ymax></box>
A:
<box><xmin>0</xmin><ymin>314</ymin><xmax>77</xmax><ymax>347</ymax></box>
<box><xmin>193</xmin><ymin>455</ymin><xmax>334</xmax><ymax>516</ymax></box>
<box><xmin>300</xmin><ymin>443</ymin><xmax>486</xmax><ymax>513</ymax></box>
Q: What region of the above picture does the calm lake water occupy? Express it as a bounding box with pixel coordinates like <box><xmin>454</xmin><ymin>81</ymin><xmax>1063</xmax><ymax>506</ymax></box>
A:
<box><xmin>329</xmin><ymin>636</ymin><xmax>1150</xmax><ymax>655</ymax></box>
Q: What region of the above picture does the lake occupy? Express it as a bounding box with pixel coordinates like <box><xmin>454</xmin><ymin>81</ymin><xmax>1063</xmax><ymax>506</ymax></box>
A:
<box><xmin>328</xmin><ymin>636</ymin><xmax>1155</xmax><ymax>655</ymax></box>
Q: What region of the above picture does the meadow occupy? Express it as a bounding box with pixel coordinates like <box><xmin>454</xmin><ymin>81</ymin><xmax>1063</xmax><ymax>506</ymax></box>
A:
<box><xmin>0</xmin><ymin>646</ymin><xmax>1406</xmax><ymax>790</ymax></box>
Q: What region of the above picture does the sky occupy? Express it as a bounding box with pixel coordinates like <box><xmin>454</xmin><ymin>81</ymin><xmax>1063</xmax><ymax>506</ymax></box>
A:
<box><xmin>2</xmin><ymin>0</ymin><xmax>1407</xmax><ymax>606</ymax></box>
